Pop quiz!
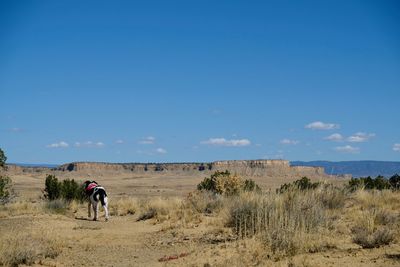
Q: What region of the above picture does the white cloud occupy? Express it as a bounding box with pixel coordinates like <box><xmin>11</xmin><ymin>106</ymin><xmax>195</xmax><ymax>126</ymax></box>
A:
<box><xmin>8</xmin><ymin>127</ymin><xmax>24</xmax><ymax>133</ymax></box>
<box><xmin>347</xmin><ymin>132</ymin><xmax>375</xmax><ymax>143</ymax></box>
<box><xmin>139</xmin><ymin>136</ymin><xmax>155</xmax><ymax>144</ymax></box>
<box><xmin>46</xmin><ymin>141</ymin><xmax>69</xmax><ymax>148</ymax></box>
<box><xmin>305</xmin><ymin>121</ymin><xmax>340</xmax><ymax>130</ymax></box>
<box><xmin>115</xmin><ymin>139</ymin><xmax>124</xmax><ymax>144</ymax></box>
<box><xmin>324</xmin><ymin>133</ymin><xmax>344</xmax><ymax>142</ymax></box>
<box><xmin>74</xmin><ymin>141</ymin><xmax>104</xmax><ymax>148</ymax></box>
<box><xmin>201</xmin><ymin>137</ymin><xmax>251</xmax><ymax>147</ymax></box>
<box><xmin>96</xmin><ymin>142</ymin><xmax>105</xmax><ymax>147</ymax></box>
<box><xmin>334</xmin><ymin>145</ymin><xmax>360</xmax><ymax>154</ymax></box>
<box><xmin>280</xmin><ymin>139</ymin><xmax>299</xmax><ymax>145</ymax></box>
<box><xmin>393</xmin><ymin>144</ymin><xmax>400</xmax><ymax>152</ymax></box>
<box><xmin>156</xmin><ymin>148</ymin><xmax>167</xmax><ymax>154</ymax></box>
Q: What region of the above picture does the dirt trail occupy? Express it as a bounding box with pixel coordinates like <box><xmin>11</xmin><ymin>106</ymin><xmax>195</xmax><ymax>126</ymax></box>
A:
<box><xmin>42</xmin><ymin>213</ymin><xmax>194</xmax><ymax>266</ymax></box>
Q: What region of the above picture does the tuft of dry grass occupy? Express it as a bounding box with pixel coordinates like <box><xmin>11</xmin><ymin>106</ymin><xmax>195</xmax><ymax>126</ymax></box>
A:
<box><xmin>215</xmin><ymin>185</ymin><xmax>347</xmax><ymax>259</ymax></box>
<box><xmin>0</xmin><ymin>227</ymin><xmax>63</xmax><ymax>266</ymax></box>
<box><xmin>351</xmin><ymin>207</ymin><xmax>397</xmax><ymax>248</ymax></box>
<box><xmin>137</xmin><ymin>197</ymin><xmax>182</xmax><ymax>222</ymax></box>
<box><xmin>44</xmin><ymin>199</ymin><xmax>69</xmax><ymax>214</ymax></box>
<box><xmin>109</xmin><ymin>197</ymin><xmax>139</xmax><ymax>216</ymax></box>
<box><xmin>352</xmin><ymin>225</ymin><xmax>395</xmax><ymax>248</ymax></box>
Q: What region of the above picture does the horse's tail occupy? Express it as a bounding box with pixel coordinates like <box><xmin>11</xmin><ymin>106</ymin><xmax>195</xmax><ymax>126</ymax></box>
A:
<box><xmin>97</xmin><ymin>188</ymin><xmax>107</xmax><ymax>206</ymax></box>
<box><xmin>100</xmin><ymin>192</ymin><xmax>107</xmax><ymax>206</ymax></box>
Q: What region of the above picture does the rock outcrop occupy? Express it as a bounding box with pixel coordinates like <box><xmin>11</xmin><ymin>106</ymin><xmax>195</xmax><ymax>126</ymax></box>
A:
<box><xmin>50</xmin><ymin>160</ymin><xmax>325</xmax><ymax>177</ymax></box>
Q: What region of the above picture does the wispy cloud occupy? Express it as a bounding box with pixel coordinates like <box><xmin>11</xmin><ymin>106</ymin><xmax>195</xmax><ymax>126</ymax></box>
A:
<box><xmin>334</xmin><ymin>145</ymin><xmax>360</xmax><ymax>154</ymax></box>
<box><xmin>305</xmin><ymin>121</ymin><xmax>340</xmax><ymax>130</ymax></box>
<box><xmin>8</xmin><ymin>127</ymin><xmax>25</xmax><ymax>133</ymax></box>
<box><xmin>393</xmin><ymin>143</ymin><xmax>400</xmax><ymax>152</ymax></box>
<box><xmin>139</xmin><ymin>136</ymin><xmax>155</xmax><ymax>145</ymax></box>
<box><xmin>46</xmin><ymin>141</ymin><xmax>69</xmax><ymax>148</ymax></box>
<box><xmin>280</xmin><ymin>139</ymin><xmax>299</xmax><ymax>145</ymax></box>
<box><xmin>115</xmin><ymin>139</ymin><xmax>124</xmax><ymax>144</ymax></box>
<box><xmin>324</xmin><ymin>133</ymin><xmax>344</xmax><ymax>142</ymax></box>
<box><xmin>156</xmin><ymin>148</ymin><xmax>167</xmax><ymax>154</ymax></box>
<box><xmin>201</xmin><ymin>137</ymin><xmax>251</xmax><ymax>147</ymax></box>
<box><xmin>74</xmin><ymin>141</ymin><xmax>105</xmax><ymax>148</ymax></box>
<box><xmin>347</xmin><ymin>132</ymin><xmax>375</xmax><ymax>143</ymax></box>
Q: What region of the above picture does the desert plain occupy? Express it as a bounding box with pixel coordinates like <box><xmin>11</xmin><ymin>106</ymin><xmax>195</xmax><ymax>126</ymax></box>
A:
<box><xmin>1</xmin><ymin>161</ymin><xmax>400</xmax><ymax>267</ymax></box>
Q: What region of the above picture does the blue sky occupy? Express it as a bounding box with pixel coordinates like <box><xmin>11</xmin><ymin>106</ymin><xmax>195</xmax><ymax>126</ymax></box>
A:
<box><xmin>0</xmin><ymin>0</ymin><xmax>399</xmax><ymax>164</ymax></box>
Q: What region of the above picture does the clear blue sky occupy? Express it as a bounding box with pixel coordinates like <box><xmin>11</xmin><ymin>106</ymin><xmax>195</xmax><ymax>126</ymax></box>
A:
<box><xmin>1</xmin><ymin>0</ymin><xmax>399</xmax><ymax>164</ymax></box>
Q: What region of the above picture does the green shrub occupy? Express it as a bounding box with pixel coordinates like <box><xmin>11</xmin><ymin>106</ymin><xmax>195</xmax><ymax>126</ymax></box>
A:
<box><xmin>348</xmin><ymin>176</ymin><xmax>392</xmax><ymax>191</ymax></box>
<box><xmin>278</xmin><ymin>177</ymin><xmax>320</xmax><ymax>193</ymax></box>
<box><xmin>0</xmin><ymin>148</ymin><xmax>6</xmax><ymax>169</ymax></box>
<box><xmin>44</xmin><ymin>175</ymin><xmax>84</xmax><ymax>202</ymax></box>
<box><xmin>0</xmin><ymin>148</ymin><xmax>13</xmax><ymax>204</ymax></box>
<box><xmin>60</xmin><ymin>179</ymin><xmax>85</xmax><ymax>202</ymax></box>
<box><xmin>44</xmin><ymin>175</ymin><xmax>61</xmax><ymax>200</ymax></box>
<box><xmin>0</xmin><ymin>176</ymin><xmax>13</xmax><ymax>204</ymax></box>
<box><xmin>243</xmin><ymin>179</ymin><xmax>261</xmax><ymax>192</ymax></box>
<box><xmin>389</xmin><ymin>174</ymin><xmax>400</xmax><ymax>190</ymax></box>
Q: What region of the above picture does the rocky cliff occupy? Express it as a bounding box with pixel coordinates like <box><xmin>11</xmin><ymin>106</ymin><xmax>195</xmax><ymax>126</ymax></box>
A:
<box><xmin>48</xmin><ymin>160</ymin><xmax>325</xmax><ymax>178</ymax></box>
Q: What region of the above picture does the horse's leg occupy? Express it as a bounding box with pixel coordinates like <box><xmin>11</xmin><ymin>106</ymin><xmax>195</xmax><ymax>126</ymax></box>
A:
<box><xmin>103</xmin><ymin>197</ymin><xmax>109</xmax><ymax>221</ymax></box>
<box><xmin>93</xmin><ymin>201</ymin><xmax>98</xmax><ymax>221</ymax></box>
<box><xmin>88</xmin><ymin>201</ymin><xmax>92</xmax><ymax>218</ymax></box>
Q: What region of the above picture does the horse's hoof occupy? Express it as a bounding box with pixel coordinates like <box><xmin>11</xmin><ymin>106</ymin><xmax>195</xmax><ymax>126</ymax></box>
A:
<box><xmin>93</xmin><ymin>218</ymin><xmax>97</xmax><ymax>221</ymax></box>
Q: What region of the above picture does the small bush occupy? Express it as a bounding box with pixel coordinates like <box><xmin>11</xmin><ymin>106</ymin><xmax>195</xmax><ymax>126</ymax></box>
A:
<box><xmin>44</xmin><ymin>175</ymin><xmax>84</xmax><ymax>202</ymax></box>
<box><xmin>351</xmin><ymin>207</ymin><xmax>396</xmax><ymax>248</ymax></box>
<box><xmin>0</xmin><ymin>148</ymin><xmax>6</xmax><ymax>169</ymax></box>
<box><xmin>197</xmin><ymin>171</ymin><xmax>260</xmax><ymax>195</ymax></box>
<box><xmin>0</xmin><ymin>176</ymin><xmax>13</xmax><ymax>204</ymax></box>
<box><xmin>0</xmin><ymin>149</ymin><xmax>13</xmax><ymax>205</ymax></box>
<box><xmin>389</xmin><ymin>174</ymin><xmax>400</xmax><ymax>190</ymax></box>
<box><xmin>44</xmin><ymin>175</ymin><xmax>61</xmax><ymax>200</ymax></box>
<box><xmin>243</xmin><ymin>179</ymin><xmax>261</xmax><ymax>192</ymax></box>
<box><xmin>348</xmin><ymin>176</ymin><xmax>392</xmax><ymax>191</ymax></box>
<box><xmin>352</xmin><ymin>226</ymin><xmax>394</xmax><ymax>248</ymax></box>
<box><xmin>60</xmin><ymin>179</ymin><xmax>85</xmax><ymax>202</ymax></box>
<box><xmin>278</xmin><ymin>177</ymin><xmax>320</xmax><ymax>193</ymax></box>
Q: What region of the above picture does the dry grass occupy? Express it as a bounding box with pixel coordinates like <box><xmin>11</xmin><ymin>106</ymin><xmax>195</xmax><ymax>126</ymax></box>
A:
<box><xmin>347</xmin><ymin>189</ymin><xmax>400</xmax><ymax>249</ymax></box>
<box><xmin>109</xmin><ymin>197</ymin><xmax>139</xmax><ymax>216</ymax></box>
<box><xmin>1</xmin><ymin>179</ymin><xmax>400</xmax><ymax>266</ymax></box>
<box><xmin>223</xmin><ymin>190</ymin><xmax>329</xmax><ymax>259</ymax></box>
<box><xmin>0</xmin><ymin>201</ymin><xmax>41</xmax><ymax>218</ymax></box>
<box><xmin>137</xmin><ymin>197</ymin><xmax>182</xmax><ymax>222</ymax></box>
<box><xmin>0</xmin><ymin>227</ymin><xmax>63</xmax><ymax>266</ymax></box>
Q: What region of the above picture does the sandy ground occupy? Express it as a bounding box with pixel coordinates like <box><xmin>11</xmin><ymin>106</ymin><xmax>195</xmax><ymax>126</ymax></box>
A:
<box><xmin>1</xmin><ymin>171</ymin><xmax>399</xmax><ymax>266</ymax></box>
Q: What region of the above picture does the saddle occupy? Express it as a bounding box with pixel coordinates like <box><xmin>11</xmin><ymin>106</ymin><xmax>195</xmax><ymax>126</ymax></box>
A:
<box><xmin>86</xmin><ymin>182</ymin><xmax>98</xmax><ymax>192</ymax></box>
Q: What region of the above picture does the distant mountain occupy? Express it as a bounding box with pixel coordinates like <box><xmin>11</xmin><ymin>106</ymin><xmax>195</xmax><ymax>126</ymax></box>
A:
<box><xmin>10</xmin><ymin>163</ymin><xmax>59</xmax><ymax>168</ymax></box>
<box><xmin>290</xmin><ymin>161</ymin><xmax>400</xmax><ymax>178</ymax></box>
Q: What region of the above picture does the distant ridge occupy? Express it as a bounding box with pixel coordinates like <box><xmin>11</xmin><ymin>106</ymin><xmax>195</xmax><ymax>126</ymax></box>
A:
<box><xmin>290</xmin><ymin>161</ymin><xmax>400</xmax><ymax>177</ymax></box>
<box><xmin>10</xmin><ymin>163</ymin><xmax>59</xmax><ymax>168</ymax></box>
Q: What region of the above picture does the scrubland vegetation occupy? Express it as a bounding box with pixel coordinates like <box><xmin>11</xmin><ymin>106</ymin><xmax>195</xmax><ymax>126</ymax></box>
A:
<box><xmin>1</xmin><ymin>150</ymin><xmax>400</xmax><ymax>266</ymax></box>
